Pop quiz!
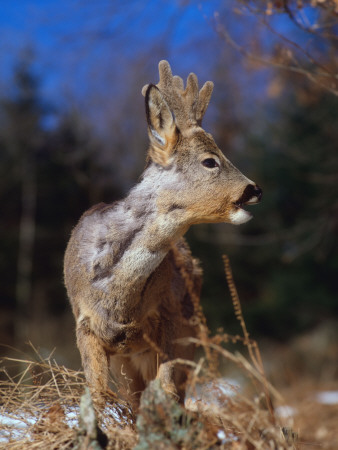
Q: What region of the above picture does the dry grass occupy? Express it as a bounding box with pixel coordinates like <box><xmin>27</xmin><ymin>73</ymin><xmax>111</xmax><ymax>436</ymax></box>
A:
<box><xmin>0</xmin><ymin>345</ymin><xmax>136</xmax><ymax>449</ymax></box>
<box><xmin>0</xmin><ymin>344</ymin><xmax>292</xmax><ymax>449</ymax></box>
<box><xmin>1</xmin><ymin>256</ymin><xmax>329</xmax><ymax>449</ymax></box>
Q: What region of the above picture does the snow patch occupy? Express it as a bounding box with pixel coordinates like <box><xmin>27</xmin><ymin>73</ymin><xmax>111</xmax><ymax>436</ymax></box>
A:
<box><xmin>315</xmin><ymin>390</ymin><xmax>338</xmax><ymax>405</ymax></box>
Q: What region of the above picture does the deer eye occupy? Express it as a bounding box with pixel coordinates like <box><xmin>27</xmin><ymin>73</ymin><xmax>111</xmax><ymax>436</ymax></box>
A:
<box><xmin>202</xmin><ymin>158</ymin><xmax>219</xmax><ymax>169</ymax></box>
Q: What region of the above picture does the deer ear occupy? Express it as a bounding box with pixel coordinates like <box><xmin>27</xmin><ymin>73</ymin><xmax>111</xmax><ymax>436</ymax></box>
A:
<box><xmin>145</xmin><ymin>85</ymin><xmax>177</xmax><ymax>166</ymax></box>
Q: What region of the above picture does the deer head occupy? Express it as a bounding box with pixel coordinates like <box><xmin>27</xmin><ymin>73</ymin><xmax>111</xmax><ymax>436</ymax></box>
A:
<box><xmin>142</xmin><ymin>60</ymin><xmax>262</xmax><ymax>226</ymax></box>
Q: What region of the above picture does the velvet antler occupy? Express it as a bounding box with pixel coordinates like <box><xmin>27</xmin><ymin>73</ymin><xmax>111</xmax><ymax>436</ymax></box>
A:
<box><xmin>142</xmin><ymin>60</ymin><xmax>214</xmax><ymax>130</ymax></box>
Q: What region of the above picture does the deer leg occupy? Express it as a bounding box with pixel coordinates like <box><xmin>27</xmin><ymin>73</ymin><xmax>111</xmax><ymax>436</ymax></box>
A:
<box><xmin>110</xmin><ymin>355</ymin><xmax>146</xmax><ymax>411</ymax></box>
<box><xmin>76</xmin><ymin>323</ymin><xmax>112</xmax><ymax>405</ymax></box>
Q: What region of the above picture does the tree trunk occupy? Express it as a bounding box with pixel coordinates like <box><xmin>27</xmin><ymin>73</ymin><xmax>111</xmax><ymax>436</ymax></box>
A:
<box><xmin>15</xmin><ymin>154</ymin><xmax>37</xmax><ymax>345</ymax></box>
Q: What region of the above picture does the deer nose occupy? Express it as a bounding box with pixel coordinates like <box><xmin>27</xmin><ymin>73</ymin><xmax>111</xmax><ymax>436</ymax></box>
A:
<box><xmin>234</xmin><ymin>184</ymin><xmax>263</xmax><ymax>206</ymax></box>
<box><xmin>253</xmin><ymin>185</ymin><xmax>262</xmax><ymax>202</ymax></box>
<box><xmin>244</xmin><ymin>184</ymin><xmax>263</xmax><ymax>204</ymax></box>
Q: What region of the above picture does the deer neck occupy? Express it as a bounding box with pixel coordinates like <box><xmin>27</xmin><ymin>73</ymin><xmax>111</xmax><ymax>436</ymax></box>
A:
<box><xmin>123</xmin><ymin>164</ymin><xmax>189</xmax><ymax>252</ymax></box>
<box><xmin>91</xmin><ymin>164</ymin><xmax>189</xmax><ymax>296</ymax></box>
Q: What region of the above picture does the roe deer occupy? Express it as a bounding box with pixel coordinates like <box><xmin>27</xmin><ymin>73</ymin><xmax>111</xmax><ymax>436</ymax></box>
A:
<box><xmin>64</xmin><ymin>60</ymin><xmax>262</xmax><ymax>410</ymax></box>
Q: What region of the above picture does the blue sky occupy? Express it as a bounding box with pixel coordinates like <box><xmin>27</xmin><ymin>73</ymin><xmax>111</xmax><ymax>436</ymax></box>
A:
<box><xmin>0</xmin><ymin>1</ymin><xmax>220</xmax><ymax>101</ymax></box>
<box><xmin>0</xmin><ymin>0</ymin><xmax>326</xmax><ymax>132</ymax></box>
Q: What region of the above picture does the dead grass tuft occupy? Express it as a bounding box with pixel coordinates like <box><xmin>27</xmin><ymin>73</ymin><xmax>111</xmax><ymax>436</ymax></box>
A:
<box><xmin>0</xmin><ymin>346</ymin><xmax>136</xmax><ymax>449</ymax></box>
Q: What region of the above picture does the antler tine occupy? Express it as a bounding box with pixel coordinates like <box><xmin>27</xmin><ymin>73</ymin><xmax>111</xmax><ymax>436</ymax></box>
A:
<box><xmin>142</xmin><ymin>60</ymin><xmax>213</xmax><ymax>130</ymax></box>
<box><xmin>156</xmin><ymin>60</ymin><xmax>174</xmax><ymax>104</ymax></box>
<box><xmin>186</xmin><ymin>73</ymin><xmax>199</xmax><ymax>98</ymax></box>
<box><xmin>183</xmin><ymin>73</ymin><xmax>199</xmax><ymax>123</ymax></box>
<box><xmin>141</xmin><ymin>60</ymin><xmax>174</xmax><ymax>101</ymax></box>
<box><xmin>173</xmin><ymin>75</ymin><xmax>184</xmax><ymax>91</ymax></box>
<box><xmin>196</xmin><ymin>80</ymin><xmax>214</xmax><ymax>125</ymax></box>
<box><xmin>158</xmin><ymin>60</ymin><xmax>173</xmax><ymax>87</ymax></box>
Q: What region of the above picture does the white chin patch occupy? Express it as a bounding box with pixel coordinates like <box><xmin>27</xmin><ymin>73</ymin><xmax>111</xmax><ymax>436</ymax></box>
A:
<box><xmin>229</xmin><ymin>208</ymin><xmax>252</xmax><ymax>225</ymax></box>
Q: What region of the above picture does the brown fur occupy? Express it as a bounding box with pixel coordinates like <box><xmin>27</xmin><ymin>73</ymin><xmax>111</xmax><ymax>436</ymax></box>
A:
<box><xmin>64</xmin><ymin>60</ymin><xmax>262</xmax><ymax>411</ymax></box>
